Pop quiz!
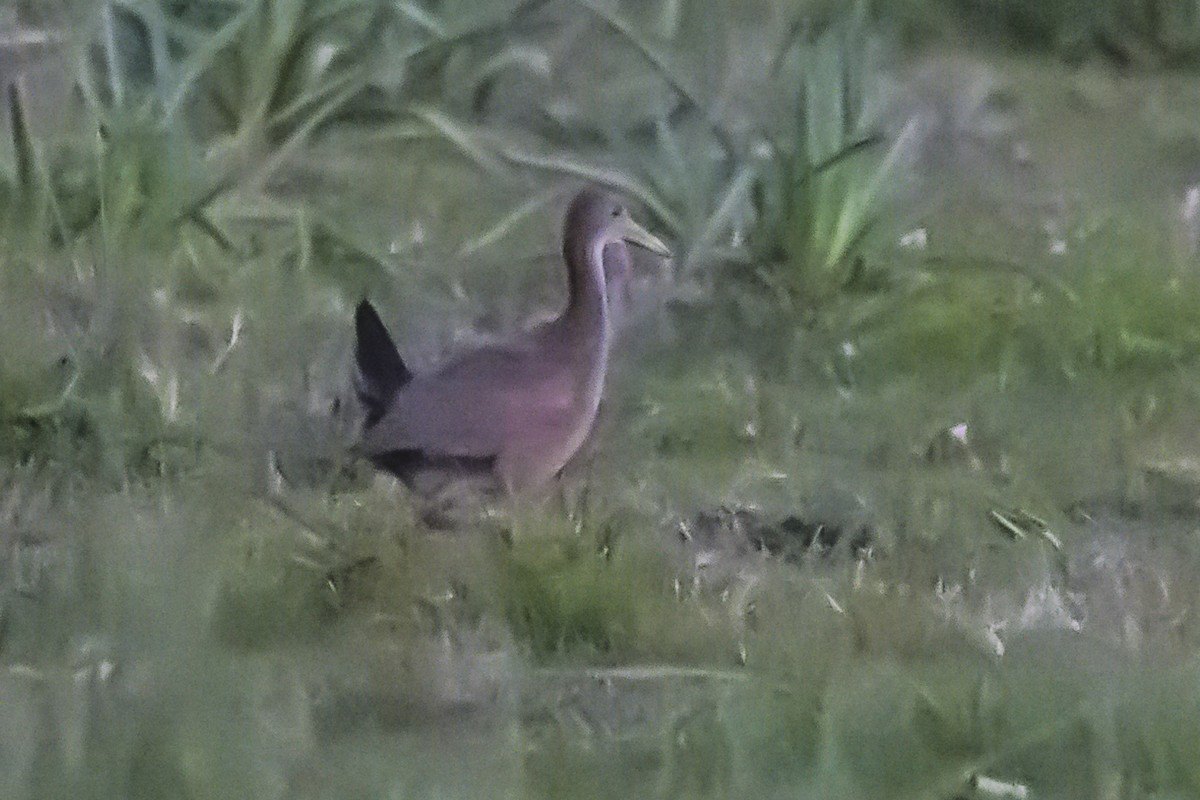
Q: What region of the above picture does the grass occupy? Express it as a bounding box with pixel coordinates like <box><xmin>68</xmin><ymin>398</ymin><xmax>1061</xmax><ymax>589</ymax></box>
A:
<box><xmin>874</xmin><ymin>0</ymin><xmax>1200</xmax><ymax>65</ymax></box>
<box><xmin>748</xmin><ymin>6</ymin><xmax>916</xmax><ymax>311</ymax></box>
<box><xmin>4</xmin><ymin>0</ymin><xmax>1200</xmax><ymax>798</ymax></box>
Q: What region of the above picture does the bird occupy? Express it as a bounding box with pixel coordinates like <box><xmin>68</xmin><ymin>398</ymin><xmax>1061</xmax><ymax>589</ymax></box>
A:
<box><xmin>353</xmin><ymin>189</ymin><xmax>670</xmax><ymax>495</ymax></box>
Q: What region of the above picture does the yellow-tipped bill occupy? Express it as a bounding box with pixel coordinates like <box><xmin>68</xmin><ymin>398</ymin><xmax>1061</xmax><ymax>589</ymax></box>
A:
<box><xmin>619</xmin><ymin>218</ymin><xmax>671</xmax><ymax>258</ymax></box>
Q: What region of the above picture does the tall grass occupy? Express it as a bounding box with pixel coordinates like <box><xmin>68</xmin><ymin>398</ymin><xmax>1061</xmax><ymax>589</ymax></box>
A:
<box><xmin>748</xmin><ymin>7</ymin><xmax>916</xmax><ymax>311</ymax></box>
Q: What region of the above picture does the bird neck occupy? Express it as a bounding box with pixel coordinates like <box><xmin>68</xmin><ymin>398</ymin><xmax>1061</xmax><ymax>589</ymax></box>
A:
<box><xmin>561</xmin><ymin>233</ymin><xmax>611</xmax><ymax>350</ymax></box>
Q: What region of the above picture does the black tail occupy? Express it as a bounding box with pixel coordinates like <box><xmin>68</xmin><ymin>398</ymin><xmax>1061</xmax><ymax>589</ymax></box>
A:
<box><xmin>354</xmin><ymin>299</ymin><xmax>412</xmax><ymax>427</ymax></box>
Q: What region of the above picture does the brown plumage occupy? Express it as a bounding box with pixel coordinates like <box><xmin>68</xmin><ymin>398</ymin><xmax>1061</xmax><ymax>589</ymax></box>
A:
<box><xmin>354</xmin><ymin>189</ymin><xmax>669</xmax><ymax>493</ymax></box>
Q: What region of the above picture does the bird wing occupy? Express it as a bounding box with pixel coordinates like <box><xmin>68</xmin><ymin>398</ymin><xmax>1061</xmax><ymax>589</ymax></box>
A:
<box><xmin>361</xmin><ymin>340</ymin><xmax>577</xmax><ymax>459</ymax></box>
<box><xmin>354</xmin><ymin>300</ymin><xmax>412</xmax><ymax>427</ymax></box>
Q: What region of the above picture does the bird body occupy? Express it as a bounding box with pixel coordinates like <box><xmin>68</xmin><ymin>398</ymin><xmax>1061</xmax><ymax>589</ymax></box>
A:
<box><xmin>354</xmin><ymin>190</ymin><xmax>668</xmax><ymax>493</ymax></box>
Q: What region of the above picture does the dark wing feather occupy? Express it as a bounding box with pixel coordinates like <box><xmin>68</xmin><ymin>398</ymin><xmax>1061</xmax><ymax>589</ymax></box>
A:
<box><xmin>355</xmin><ymin>300</ymin><xmax>412</xmax><ymax>427</ymax></box>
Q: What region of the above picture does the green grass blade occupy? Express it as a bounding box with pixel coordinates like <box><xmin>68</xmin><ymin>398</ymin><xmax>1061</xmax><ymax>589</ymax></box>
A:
<box><xmin>458</xmin><ymin>189</ymin><xmax>557</xmax><ymax>258</ymax></box>
<box><xmin>162</xmin><ymin>7</ymin><xmax>253</xmax><ymax>124</ymax></box>
<box><xmin>407</xmin><ymin>105</ymin><xmax>508</xmax><ymax>176</ymax></box>
<box><xmin>7</xmin><ymin>83</ymin><xmax>35</xmax><ymax>199</ymax></box>
<box><xmin>573</xmin><ymin>0</ymin><xmax>734</xmax><ymax>156</ymax></box>
<box><xmin>495</xmin><ymin>139</ymin><xmax>678</xmax><ymax>231</ymax></box>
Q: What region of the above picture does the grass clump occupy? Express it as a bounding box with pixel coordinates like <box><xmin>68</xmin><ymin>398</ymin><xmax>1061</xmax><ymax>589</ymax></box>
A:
<box><xmin>210</xmin><ymin>513</ymin><xmax>336</xmax><ymax>647</ymax></box>
<box><xmin>838</xmin><ymin>217</ymin><xmax>1200</xmax><ymax>397</ymax></box>
<box><xmin>851</xmin><ymin>270</ymin><xmax>1031</xmax><ymax>387</ymax></box>
<box><xmin>498</xmin><ymin>522</ymin><xmax>739</xmax><ymax>664</ymax></box>
<box><xmin>480</xmin><ymin>497</ymin><xmax>757</xmax><ymax>666</ymax></box>
<box><xmin>1050</xmin><ymin>244</ymin><xmax>1200</xmax><ymax>376</ymax></box>
<box><xmin>749</xmin><ymin>9</ymin><xmax>915</xmax><ymax>312</ymax></box>
<box><xmin>501</xmin><ymin>537</ymin><xmax>643</xmax><ymax>657</ymax></box>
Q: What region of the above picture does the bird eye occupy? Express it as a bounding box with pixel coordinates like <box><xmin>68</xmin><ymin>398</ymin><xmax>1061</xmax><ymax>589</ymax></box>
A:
<box><xmin>611</xmin><ymin>206</ymin><xmax>624</xmax><ymax>218</ymax></box>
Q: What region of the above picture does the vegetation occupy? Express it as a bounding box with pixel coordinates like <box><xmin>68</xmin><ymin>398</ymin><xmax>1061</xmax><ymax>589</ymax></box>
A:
<box><xmin>2</xmin><ymin>1</ymin><xmax>1200</xmax><ymax>798</ymax></box>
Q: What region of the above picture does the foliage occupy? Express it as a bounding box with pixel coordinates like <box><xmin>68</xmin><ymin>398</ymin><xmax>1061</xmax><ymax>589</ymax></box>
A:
<box><xmin>866</xmin><ymin>0</ymin><xmax>1200</xmax><ymax>65</ymax></box>
<box><xmin>948</xmin><ymin>0</ymin><xmax>1200</xmax><ymax>64</ymax></box>
<box><xmin>749</xmin><ymin>8</ymin><xmax>915</xmax><ymax>310</ymax></box>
